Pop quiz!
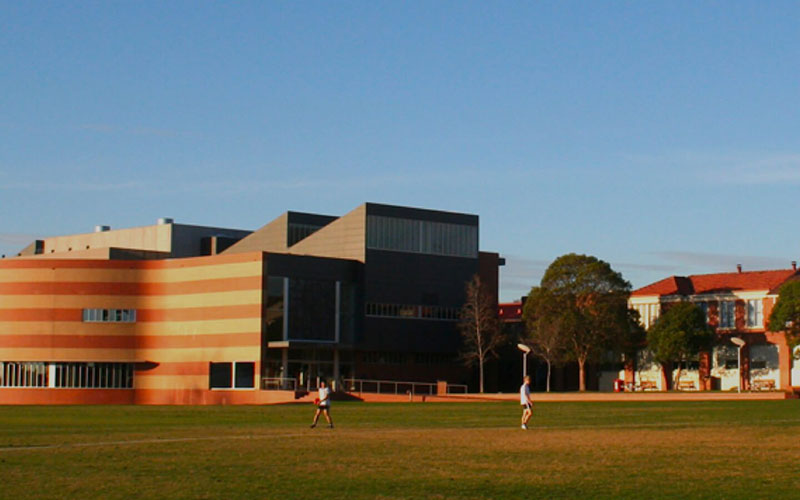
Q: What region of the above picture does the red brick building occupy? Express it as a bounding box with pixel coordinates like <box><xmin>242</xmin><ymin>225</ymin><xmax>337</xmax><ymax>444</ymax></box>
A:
<box><xmin>629</xmin><ymin>266</ymin><xmax>799</xmax><ymax>391</ymax></box>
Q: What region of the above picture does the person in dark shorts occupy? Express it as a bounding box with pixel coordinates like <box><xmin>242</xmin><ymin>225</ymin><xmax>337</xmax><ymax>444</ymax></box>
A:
<box><xmin>310</xmin><ymin>380</ymin><xmax>334</xmax><ymax>429</ymax></box>
<box><xmin>520</xmin><ymin>375</ymin><xmax>533</xmax><ymax>430</ymax></box>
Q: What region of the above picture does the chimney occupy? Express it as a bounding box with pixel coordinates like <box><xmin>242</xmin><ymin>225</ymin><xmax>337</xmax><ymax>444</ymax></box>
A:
<box><xmin>737</xmin><ymin>264</ymin><xmax>742</xmax><ymax>273</ymax></box>
<box><xmin>793</xmin><ymin>261</ymin><xmax>797</xmax><ymax>271</ymax></box>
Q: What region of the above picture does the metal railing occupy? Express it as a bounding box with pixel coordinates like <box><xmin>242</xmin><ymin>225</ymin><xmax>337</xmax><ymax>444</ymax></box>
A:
<box><xmin>343</xmin><ymin>378</ymin><xmax>468</xmax><ymax>396</ymax></box>
<box><xmin>261</xmin><ymin>377</ymin><xmax>298</xmax><ymax>391</ymax></box>
<box><xmin>446</xmin><ymin>383</ymin><xmax>469</xmax><ymax>394</ymax></box>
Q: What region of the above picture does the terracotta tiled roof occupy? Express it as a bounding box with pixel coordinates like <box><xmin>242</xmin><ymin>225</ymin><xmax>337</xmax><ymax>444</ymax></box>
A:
<box><xmin>631</xmin><ymin>276</ymin><xmax>693</xmax><ymax>296</ymax></box>
<box><xmin>632</xmin><ymin>269</ymin><xmax>798</xmax><ymax>297</ymax></box>
<box><xmin>498</xmin><ymin>301</ymin><xmax>523</xmax><ymax>321</ymax></box>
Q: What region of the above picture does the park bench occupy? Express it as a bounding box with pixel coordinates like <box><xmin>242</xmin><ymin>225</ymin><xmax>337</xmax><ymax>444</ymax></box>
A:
<box><xmin>677</xmin><ymin>380</ymin><xmax>696</xmax><ymax>391</ymax></box>
<box><xmin>638</xmin><ymin>380</ymin><xmax>658</xmax><ymax>391</ymax></box>
<box><xmin>751</xmin><ymin>379</ymin><xmax>776</xmax><ymax>391</ymax></box>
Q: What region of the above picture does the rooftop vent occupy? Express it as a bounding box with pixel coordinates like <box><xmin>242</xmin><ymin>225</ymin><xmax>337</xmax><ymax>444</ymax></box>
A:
<box><xmin>94</xmin><ymin>225</ymin><xmax>111</xmax><ymax>233</ymax></box>
<box><xmin>737</xmin><ymin>264</ymin><xmax>742</xmax><ymax>273</ymax></box>
<box><xmin>157</xmin><ymin>218</ymin><xmax>174</xmax><ymax>225</ymax></box>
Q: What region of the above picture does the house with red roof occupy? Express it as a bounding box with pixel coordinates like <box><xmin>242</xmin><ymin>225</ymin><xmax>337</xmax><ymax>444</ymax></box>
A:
<box><xmin>627</xmin><ymin>264</ymin><xmax>799</xmax><ymax>392</ymax></box>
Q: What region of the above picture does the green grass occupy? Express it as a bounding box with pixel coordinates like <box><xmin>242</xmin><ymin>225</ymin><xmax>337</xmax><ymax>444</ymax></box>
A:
<box><xmin>1</xmin><ymin>400</ymin><xmax>799</xmax><ymax>499</ymax></box>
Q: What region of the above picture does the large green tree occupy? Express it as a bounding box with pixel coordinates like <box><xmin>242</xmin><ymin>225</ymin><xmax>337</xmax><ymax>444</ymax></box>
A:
<box><xmin>646</xmin><ymin>302</ymin><xmax>714</xmax><ymax>389</ymax></box>
<box><xmin>525</xmin><ymin>254</ymin><xmax>632</xmax><ymax>391</ymax></box>
<box><xmin>768</xmin><ymin>280</ymin><xmax>800</xmax><ymax>356</ymax></box>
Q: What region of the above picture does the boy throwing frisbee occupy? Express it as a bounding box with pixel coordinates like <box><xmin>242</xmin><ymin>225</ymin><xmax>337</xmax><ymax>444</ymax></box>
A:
<box><xmin>310</xmin><ymin>380</ymin><xmax>334</xmax><ymax>429</ymax></box>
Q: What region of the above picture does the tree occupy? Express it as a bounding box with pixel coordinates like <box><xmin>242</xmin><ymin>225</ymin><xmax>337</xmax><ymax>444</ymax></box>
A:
<box><xmin>522</xmin><ymin>287</ymin><xmax>568</xmax><ymax>392</ymax></box>
<box><xmin>525</xmin><ymin>253</ymin><xmax>632</xmax><ymax>391</ymax></box>
<box><xmin>646</xmin><ymin>302</ymin><xmax>714</xmax><ymax>390</ymax></box>
<box><xmin>618</xmin><ymin>308</ymin><xmax>647</xmax><ymax>377</ymax></box>
<box><xmin>768</xmin><ymin>280</ymin><xmax>800</xmax><ymax>357</ymax></box>
<box><xmin>459</xmin><ymin>274</ymin><xmax>504</xmax><ymax>393</ymax></box>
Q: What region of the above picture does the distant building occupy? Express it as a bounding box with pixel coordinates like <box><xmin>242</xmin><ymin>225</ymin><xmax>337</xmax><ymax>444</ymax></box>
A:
<box><xmin>0</xmin><ymin>203</ymin><xmax>501</xmax><ymax>404</ymax></box>
<box><xmin>623</xmin><ymin>265</ymin><xmax>800</xmax><ymax>392</ymax></box>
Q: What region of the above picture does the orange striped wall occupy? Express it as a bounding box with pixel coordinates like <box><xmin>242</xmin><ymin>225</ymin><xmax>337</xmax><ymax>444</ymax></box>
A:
<box><xmin>0</xmin><ymin>252</ymin><xmax>266</xmax><ymax>404</ymax></box>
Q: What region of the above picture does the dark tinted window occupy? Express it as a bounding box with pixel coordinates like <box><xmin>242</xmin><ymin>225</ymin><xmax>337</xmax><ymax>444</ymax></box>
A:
<box><xmin>234</xmin><ymin>362</ymin><xmax>255</xmax><ymax>388</ymax></box>
<box><xmin>209</xmin><ymin>362</ymin><xmax>232</xmax><ymax>388</ymax></box>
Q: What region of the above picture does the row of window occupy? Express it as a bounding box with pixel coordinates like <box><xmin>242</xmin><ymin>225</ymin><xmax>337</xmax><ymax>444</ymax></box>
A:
<box><xmin>82</xmin><ymin>308</ymin><xmax>137</xmax><ymax>323</ymax></box>
<box><xmin>287</xmin><ymin>223</ymin><xmax>325</xmax><ymax>246</ymax></box>
<box><xmin>0</xmin><ymin>362</ymin><xmax>134</xmax><ymax>389</ymax></box>
<box><xmin>360</xmin><ymin>351</ymin><xmax>454</xmax><ymax>365</ymax></box>
<box><xmin>209</xmin><ymin>362</ymin><xmax>255</xmax><ymax>389</ymax></box>
<box><xmin>635</xmin><ymin>299</ymin><xmax>764</xmax><ymax>329</ymax></box>
<box><xmin>366</xmin><ymin>215</ymin><xmax>478</xmax><ymax>258</ymax></box>
<box><xmin>365</xmin><ymin>303</ymin><xmax>461</xmax><ymax>321</ymax></box>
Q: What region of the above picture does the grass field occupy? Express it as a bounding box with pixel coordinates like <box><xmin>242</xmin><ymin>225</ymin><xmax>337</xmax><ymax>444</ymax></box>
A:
<box><xmin>1</xmin><ymin>400</ymin><xmax>799</xmax><ymax>499</ymax></box>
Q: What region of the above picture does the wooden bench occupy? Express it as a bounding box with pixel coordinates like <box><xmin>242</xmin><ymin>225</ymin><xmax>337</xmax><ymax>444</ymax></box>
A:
<box><xmin>752</xmin><ymin>379</ymin><xmax>776</xmax><ymax>391</ymax></box>
<box><xmin>638</xmin><ymin>380</ymin><xmax>658</xmax><ymax>391</ymax></box>
<box><xmin>677</xmin><ymin>380</ymin><xmax>696</xmax><ymax>391</ymax></box>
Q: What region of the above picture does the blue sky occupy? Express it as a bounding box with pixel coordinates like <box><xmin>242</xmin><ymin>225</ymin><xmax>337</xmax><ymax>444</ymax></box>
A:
<box><xmin>1</xmin><ymin>1</ymin><xmax>799</xmax><ymax>300</ymax></box>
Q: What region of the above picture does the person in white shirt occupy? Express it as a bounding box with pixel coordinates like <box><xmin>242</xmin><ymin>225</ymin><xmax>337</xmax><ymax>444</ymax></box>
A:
<box><xmin>310</xmin><ymin>380</ymin><xmax>334</xmax><ymax>429</ymax></box>
<box><xmin>520</xmin><ymin>375</ymin><xmax>534</xmax><ymax>430</ymax></box>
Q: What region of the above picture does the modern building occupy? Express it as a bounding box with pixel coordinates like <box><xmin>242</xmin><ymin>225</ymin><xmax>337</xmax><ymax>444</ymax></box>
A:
<box><xmin>0</xmin><ymin>203</ymin><xmax>501</xmax><ymax>404</ymax></box>
<box><xmin>623</xmin><ymin>265</ymin><xmax>799</xmax><ymax>392</ymax></box>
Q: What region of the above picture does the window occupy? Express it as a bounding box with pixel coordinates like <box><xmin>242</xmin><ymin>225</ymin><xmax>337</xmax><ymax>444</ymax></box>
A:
<box><xmin>361</xmin><ymin>352</ymin><xmax>406</xmax><ymax>364</ymax></box>
<box><xmin>53</xmin><ymin>362</ymin><xmax>133</xmax><ymax>388</ymax></box>
<box><xmin>0</xmin><ymin>362</ymin><xmax>48</xmax><ymax>387</ymax></box>
<box><xmin>746</xmin><ymin>300</ymin><xmax>763</xmax><ymax>328</ymax></box>
<box><xmin>696</xmin><ymin>302</ymin><xmax>709</xmax><ymax>324</ymax></box>
<box><xmin>724</xmin><ymin>359</ymin><xmax>739</xmax><ymax>370</ymax></box>
<box><xmin>414</xmin><ymin>353</ymin><xmax>452</xmax><ymax>365</ymax></box>
<box><xmin>265</xmin><ymin>276</ymin><xmax>285</xmax><ymax>342</ymax></box>
<box><xmin>288</xmin><ymin>278</ymin><xmax>336</xmax><ymax>341</ymax></box>
<box><xmin>633</xmin><ymin>303</ymin><xmax>660</xmax><ymax>329</ymax></box>
<box><xmin>366</xmin><ymin>215</ymin><xmax>478</xmax><ymax>258</ymax></box>
<box><xmin>720</xmin><ymin>301</ymin><xmax>735</xmax><ymax>329</ymax></box>
<box><xmin>82</xmin><ymin>308</ymin><xmax>137</xmax><ymax>323</ymax></box>
<box><xmin>209</xmin><ymin>362</ymin><xmax>255</xmax><ymax>389</ymax></box>
<box><xmin>674</xmin><ymin>360</ymin><xmax>700</xmax><ymax>370</ymax></box>
<box><xmin>287</xmin><ymin>223</ymin><xmax>325</xmax><ymax>246</ymax></box>
<box><xmin>365</xmin><ymin>303</ymin><xmax>460</xmax><ymax>321</ymax></box>
<box><xmin>0</xmin><ymin>362</ymin><xmax>133</xmax><ymax>389</ymax></box>
<box><xmin>234</xmin><ymin>362</ymin><xmax>255</xmax><ymax>388</ymax></box>
<box><xmin>751</xmin><ymin>360</ymin><xmax>767</xmax><ymax>370</ymax></box>
<box><xmin>209</xmin><ymin>363</ymin><xmax>232</xmax><ymax>389</ymax></box>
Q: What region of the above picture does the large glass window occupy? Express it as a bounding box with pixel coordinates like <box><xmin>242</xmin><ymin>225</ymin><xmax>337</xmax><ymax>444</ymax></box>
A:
<box><xmin>366</xmin><ymin>215</ymin><xmax>478</xmax><ymax>258</ymax></box>
<box><xmin>266</xmin><ymin>276</ymin><xmax>285</xmax><ymax>341</ymax></box>
<box><xmin>720</xmin><ymin>301</ymin><xmax>735</xmax><ymax>328</ymax></box>
<box><xmin>288</xmin><ymin>278</ymin><xmax>336</xmax><ymax>341</ymax></box>
<box><xmin>746</xmin><ymin>299</ymin><xmax>763</xmax><ymax>328</ymax></box>
<box><xmin>209</xmin><ymin>362</ymin><xmax>255</xmax><ymax>389</ymax></box>
<box><xmin>339</xmin><ymin>282</ymin><xmax>358</xmax><ymax>344</ymax></box>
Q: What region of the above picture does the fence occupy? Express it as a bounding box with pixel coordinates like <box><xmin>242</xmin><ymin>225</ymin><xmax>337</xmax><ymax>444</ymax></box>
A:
<box><xmin>343</xmin><ymin>378</ymin><xmax>468</xmax><ymax>396</ymax></box>
<box><xmin>261</xmin><ymin>377</ymin><xmax>298</xmax><ymax>391</ymax></box>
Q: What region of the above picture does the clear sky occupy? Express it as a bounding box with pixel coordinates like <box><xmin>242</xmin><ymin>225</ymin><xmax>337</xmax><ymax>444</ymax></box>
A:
<box><xmin>2</xmin><ymin>1</ymin><xmax>799</xmax><ymax>300</ymax></box>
